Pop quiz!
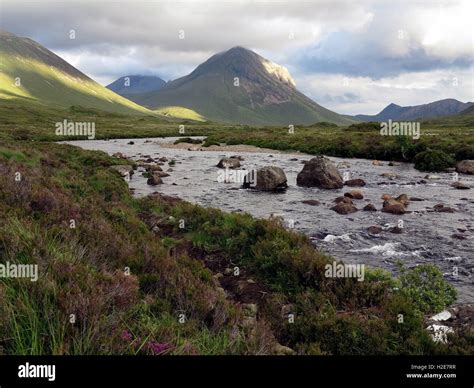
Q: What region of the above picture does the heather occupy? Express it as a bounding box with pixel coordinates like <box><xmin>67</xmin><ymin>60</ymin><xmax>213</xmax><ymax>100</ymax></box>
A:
<box><xmin>0</xmin><ymin>141</ymin><xmax>471</xmax><ymax>355</ymax></box>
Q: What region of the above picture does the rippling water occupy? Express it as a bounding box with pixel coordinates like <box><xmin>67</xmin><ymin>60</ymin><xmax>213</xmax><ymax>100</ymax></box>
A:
<box><xmin>64</xmin><ymin>137</ymin><xmax>474</xmax><ymax>302</ymax></box>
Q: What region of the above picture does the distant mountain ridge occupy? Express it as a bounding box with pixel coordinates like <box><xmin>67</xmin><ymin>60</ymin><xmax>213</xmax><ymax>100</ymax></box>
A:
<box><xmin>128</xmin><ymin>46</ymin><xmax>354</xmax><ymax>126</ymax></box>
<box><xmin>107</xmin><ymin>75</ymin><xmax>166</xmax><ymax>96</ymax></box>
<box><xmin>354</xmin><ymin>99</ymin><xmax>473</xmax><ymax>122</ymax></box>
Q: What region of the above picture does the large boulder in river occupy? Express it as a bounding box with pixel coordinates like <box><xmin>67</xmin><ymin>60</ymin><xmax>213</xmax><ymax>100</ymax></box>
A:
<box><xmin>334</xmin><ymin>196</ymin><xmax>353</xmax><ymax>204</ymax></box>
<box><xmin>382</xmin><ymin>198</ymin><xmax>406</xmax><ymax>214</ymax></box>
<box><xmin>395</xmin><ymin>194</ymin><xmax>410</xmax><ymax>206</ymax></box>
<box><xmin>331</xmin><ymin>202</ymin><xmax>358</xmax><ymax>214</ymax></box>
<box><xmin>456</xmin><ymin>160</ymin><xmax>474</xmax><ymax>174</ymax></box>
<box><xmin>363</xmin><ymin>203</ymin><xmax>377</xmax><ymax>211</ymax></box>
<box><xmin>344</xmin><ymin>178</ymin><xmax>366</xmax><ymax>187</ymax></box>
<box><xmin>217</xmin><ymin>157</ymin><xmax>241</xmax><ymax>169</ymax></box>
<box><xmin>382</xmin><ymin>203</ymin><xmax>406</xmax><ymax>214</ymax></box>
<box><xmin>451</xmin><ymin>181</ymin><xmax>470</xmax><ymax>190</ymax></box>
<box><xmin>344</xmin><ymin>190</ymin><xmax>364</xmax><ymax>200</ymax></box>
<box><xmin>147</xmin><ymin>173</ymin><xmax>163</xmax><ymax>186</ymax></box>
<box><xmin>146</xmin><ymin>164</ymin><xmax>163</xmax><ymax>172</ymax></box>
<box><xmin>244</xmin><ymin>166</ymin><xmax>287</xmax><ymax>191</ymax></box>
<box><xmin>296</xmin><ymin>156</ymin><xmax>343</xmax><ymax>189</ymax></box>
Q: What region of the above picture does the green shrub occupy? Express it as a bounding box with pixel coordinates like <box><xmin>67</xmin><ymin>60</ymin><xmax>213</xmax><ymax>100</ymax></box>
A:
<box><xmin>398</xmin><ymin>264</ymin><xmax>457</xmax><ymax>314</ymax></box>
<box><xmin>202</xmin><ymin>139</ymin><xmax>220</xmax><ymax>147</ymax></box>
<box><xmin>173</xmin><ymin>137</ymin><xmax>202</xmax><ymax>145</ymax></box>
<box><xmin>455</xmin><ymin>146</ymin><xmax>474</xmax><ymax>161</ymax></box>
<box><xmin>413</xmin><ymin>149</ymin><xmax>455</xmax><ymax>171</ymax></box>
<box><xmin>346</xmin><ymin>121</ymin><xmax>380</xmax><ymax>132</ymax></box>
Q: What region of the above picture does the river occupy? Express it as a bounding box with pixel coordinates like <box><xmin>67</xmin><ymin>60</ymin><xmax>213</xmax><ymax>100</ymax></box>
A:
<box><xmin>64</xmin><ymin>137</ymin><xmax>474</xmax><ymax>303</ymax></box>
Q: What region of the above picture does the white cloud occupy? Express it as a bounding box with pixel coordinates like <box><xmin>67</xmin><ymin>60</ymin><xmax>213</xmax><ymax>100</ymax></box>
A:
<box><xmin>298</xmin><ymin>67</ymin><xmax>474</xmax><ymax>115</ymax></box>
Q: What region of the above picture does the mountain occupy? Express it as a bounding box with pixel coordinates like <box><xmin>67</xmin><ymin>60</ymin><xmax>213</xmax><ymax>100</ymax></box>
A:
<box><xmin>107</xmin><ymin>75</ymin><xmax>166</xmax><ymax>97</ymax></box>
<box><xmin>0</xmin><ymin>30</ymin><xmax>152</xmax><ymax>115</ymax></box>
<box><xmin>130</xmin><ymin>46</ymin><xmax>353</xmax><ymax>126</ymax></box>
<box><xmin>459</xmin><ymin>104</ymin><xmax>474</xmax><ymax>116</ymax></box>
<box><xmin>354</xmin><ymin>99</ymin><xmax>473</xmax><ymax>122</ymax></box>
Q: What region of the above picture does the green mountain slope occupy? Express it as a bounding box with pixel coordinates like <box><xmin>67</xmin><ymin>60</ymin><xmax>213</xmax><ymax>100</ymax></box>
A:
<box><xmin>0</xmin><ymin>30</ymin><xmax>153</xmax><ymax>115</ymax></box>
<box><xmin>132</xmin><ymin>47</ymin><xmax>353</xmax><ymax>126</ymax></box>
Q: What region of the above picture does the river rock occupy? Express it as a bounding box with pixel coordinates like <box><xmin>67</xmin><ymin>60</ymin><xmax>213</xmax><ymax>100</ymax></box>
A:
<box><xmin>112</xmin><ymin>152</ymin><xmax>127</xmax><ymax>159</ymax></box>
<box><xmin>426</xmin><ymin>324</ymin><xmax>454</xmax><ymax>344</ymax></box>
<box><xmin>296</xmin><ymin>156</ymin><xmax>343</xmax><ymax>189</ymax></box>
<box><xmin>424</xmin><ymin>174</ymin><xmax>441</xmax><ymax>180</ymax></box>
<box><xmin>363</xmin><ymin>203</ymin><xmax>377</xmax><ymax>211</ymax></box>
<box><xmin>153</xmin><ymin>171</ymin><xmax>170</xmax><ymax>178</ymax></box>
<box><xmin>244</xmin><ymin>166</ymin><xmax>288</xmax><ymax>191</ymax></box>
<box><xmin>110</xmin><ymin>165</ymin><xmax>134</xmax><ymax>178</ymax></box>
<box><xmin>382</xmin><ymin>204</ymin><xmax>406</xmax><ymax>214</ymax></box>
<box><xmin>217</xmin><ymin>157</ymin><xmax>241</xmax><ymax>169</ymax></box>
<box><xmin>344</xmin><ymin>178</ymin><xmax>366</xmax><ymax>187</ymax></box>
<box><xmin>395</xmin><ymin>194</ymin><xmax>410</xmax><ymax>206</ymax></box>
<box><xmin>147</xmin><ymin>173</ymin><xmax>163</xmax><ymax>186</ymax></box>
<box><xmin>344</xmin><ymin>190</ymin><xmax>364</xmax><ymax>200</ymax></box>
<box><xmin>430</xmin><ymin>310</ymin><xmax>452</xmax><ymax>321</ymax></box>
<box><xmin>337</xmin><ymin>161</ymin><xmax>351</xmax><ymax>169</ymax></box>
<box><xmin>372</xmin><ymin>160</ymin><xmax>383</xmax><ymax>166</ymax></box>
<box><xmin>331</xmin><ymin>202</ymin><xmax>358</xmax><ymax>214</ymax></box>
<box><xmin>382</xmin><ymin>198</ymin><xmax>407</xmax><ymax>214</ymax></box>
<box><xmin>301</xmin><ymin>199</ymin><xmax>320</xmax><ymax>206</ymax></box>
<box><xmin>456</xmin><ymin>160</ymin><xmax>474</xmax><ymax>174</ymax></box>
<box><xmin>334</xmin><ymin>196</ymin><xmax>353</xmax><ymax>204</ymax></box>
<box><xmin>451</xmin><ymin>181</ymin><xmax>470</xmax><ymax>190</ymax></box>
<box><xmin>425</xmin><ymin>304</ymin><xmax>473</xmax><ymax>342</ymax></box>
<box><xmin>434</xmin><ymin>204</ymin><xmax>456</xmax><ymax>213</ymax></box>
<box><xmin>389</xmin><ymin>226</ymin><xmax>403</xmax><ymax>234</ymax></box>
<box><xmin>146</xmin><ymin>165</ymin><xmax>163</xmax><ymax>172</ymax></box>
<box><xmin>380</xmin><ymin>172</ymin><xmax>400</xmax><ymax>180</ymax></box>
<box><xmin>368</xmin><ymin>225</ymin><xmax>382</xmax><ymax>234</ymax></box>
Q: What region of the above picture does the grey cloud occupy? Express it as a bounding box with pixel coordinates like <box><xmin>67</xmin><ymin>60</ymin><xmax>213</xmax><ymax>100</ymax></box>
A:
<box><xmin>1</xmin><ymin>0</ymin><xmax>471</xmax><ymax>111</ymax></box>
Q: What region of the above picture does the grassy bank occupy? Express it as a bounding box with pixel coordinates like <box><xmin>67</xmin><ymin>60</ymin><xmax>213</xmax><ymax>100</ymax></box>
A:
<box><xmin>2</xmin><ymin>100</ymin><xmax>472</xmax><ymax>170</ymax></box>
<box><xmin>203</xmin><ymin>120</ymin><xmax>474</xmax><ymax>168</ymax></box>
<box><xmin>0</xmin><ymin>140</ymin><xmax>472</xmax><ymax>355</ymax></box>
<box><xmin>0</xmin><ymin>100</ymin><xmax>222</xmax><ymax>142</ymax></box>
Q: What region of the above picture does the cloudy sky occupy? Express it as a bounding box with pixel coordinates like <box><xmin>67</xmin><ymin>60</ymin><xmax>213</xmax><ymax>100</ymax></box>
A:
<box><xmin>1</xmin><ymin>0</ymin><xmax>472</xmax><ymax>114</ymax></box>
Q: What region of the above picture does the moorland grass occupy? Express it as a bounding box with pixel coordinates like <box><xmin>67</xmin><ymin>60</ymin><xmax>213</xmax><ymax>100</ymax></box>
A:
<box><xmin>0</xmin><ymin>140</ymin><xmax>471</xmax><ymax>355</ymax></box>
